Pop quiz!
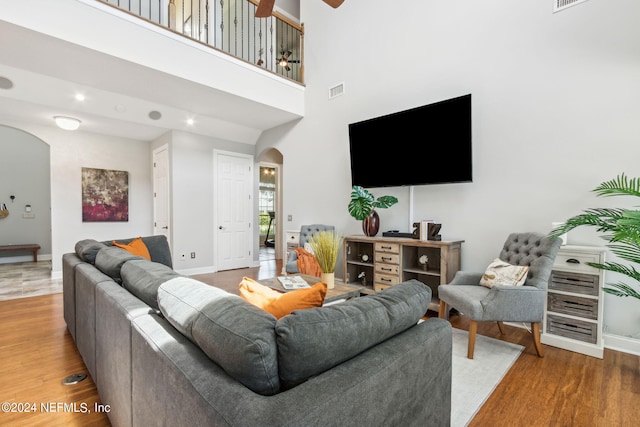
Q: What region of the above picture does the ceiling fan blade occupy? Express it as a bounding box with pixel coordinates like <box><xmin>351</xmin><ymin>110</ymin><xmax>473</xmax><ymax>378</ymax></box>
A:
<box><xmin>322</xmin><ymin>0</ymin><xmax>345</xmax><ymax>8</ymax></box>
<box><xmin>255</xmin><ymin>0</ymin><xmax>276</xmax><ymax>17</ymax></box>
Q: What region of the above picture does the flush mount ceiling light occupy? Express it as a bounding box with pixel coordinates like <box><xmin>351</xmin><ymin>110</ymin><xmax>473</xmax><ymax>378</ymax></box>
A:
<box><xmin>54</xmin><ymin>116</ymin><xmax>81</xmax><ymax>131</ymax></box>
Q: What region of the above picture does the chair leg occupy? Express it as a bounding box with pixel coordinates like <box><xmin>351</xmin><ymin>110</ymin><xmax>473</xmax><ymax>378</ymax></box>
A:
<box><xmin>438</xmin><ymin>300</ymin><xmax>448</xmax><ymax>319</ymax></box>
<box><xmin>467</xmin><ymin>320</ymin><xmax>478</xmax><ymax>359</ymax></box>
<box><xmin>532</xmin><ymin>322</ymin><xmax>544</xmax><ymax>358</ymax></box>
<box><xmin>497</xmin><ymin>321</ymin><xmax>506</xmax><ymax>335</ymax></box>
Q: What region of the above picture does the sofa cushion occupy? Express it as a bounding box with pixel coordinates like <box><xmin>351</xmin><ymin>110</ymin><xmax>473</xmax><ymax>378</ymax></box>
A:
<box><xmin>158</xmin><ymin>277</ymin><xmax>280</xmax><ymax>395</ymax></box>
<box><xmin>95</xmin><ymin>247</ymin><xmax>144</xmax><ymax>281</ymax></box>
<box><xmin>238</xmin><ymin>277</ymin><xmax>327</xmax><ymax>319</ymax></box>
<box><xmin>121</xmin><ymin>259</ymin><xmax>181</xmax><ymax>310</ymax></box>
<box><xmin>275</xmin><ymin>279</ymin><xmax>431</xmax><ymax>389</ymax></box>
<box><xmin>113</xmin><ymin>237</ymin><xmax>151</xmax><ymax>260</ymax></box>
<box><xmin>111</xmin><ymin>235</ymin><xmax>173</xmax><ymax>268</ymax></box>
<box><xmin>75</xmin><ymin>239</ymin><xmax>108</xmax><ymax>264</ymax></box>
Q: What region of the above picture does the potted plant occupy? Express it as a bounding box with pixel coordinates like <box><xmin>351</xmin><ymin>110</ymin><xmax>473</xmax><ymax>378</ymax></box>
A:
<box><xmin>348</xmin><ymin>185</ymin><xmax>398</xmax><ymax>237</ymax></box>
<box><xmin>307</xmin><ymin>230</ymin><xmax>343</xmax><ymax>289</ymax></box>
<box><xmin>549</xmin><ymin>173</ymin><xmax>640</xmax><ymax>300</ymax></box>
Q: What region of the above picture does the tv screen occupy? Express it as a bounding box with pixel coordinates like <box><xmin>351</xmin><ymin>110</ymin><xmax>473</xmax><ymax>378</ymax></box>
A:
<box><xmin>348</xmin><ymin>94</ymin><xmax>472</xmax><ymax>188</ymax></box>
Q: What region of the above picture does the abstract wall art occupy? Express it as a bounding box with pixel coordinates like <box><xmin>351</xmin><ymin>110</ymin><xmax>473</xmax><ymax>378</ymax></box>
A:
<box><xmin>81</xmin><ymin>167</ymin><xmax>129</xmax><ymax>222</ymax></box>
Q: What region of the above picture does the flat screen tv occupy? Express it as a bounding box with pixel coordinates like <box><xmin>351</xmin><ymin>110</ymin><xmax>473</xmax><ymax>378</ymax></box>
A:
<box><xmin>348</xmin><ymin>94</ymin><xmax>472</xmax><ymax>188</ymax></box>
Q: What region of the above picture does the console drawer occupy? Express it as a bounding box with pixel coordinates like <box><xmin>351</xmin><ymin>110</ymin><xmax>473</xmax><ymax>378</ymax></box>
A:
<box><xmin>375</xmin><ymin>253</ymin><xmax>399</xmax><ymax>265</ymax></box>
<box><xmin>375</xmin><ymin>273</ymin><xmax>399</xmax><ymax>287</ymax></box>
<box><xmin>546</xmin><ymin>314</ymin><xmax>597</xmax><ymax>344</ymax></box>
<box><xmin>375</xmin><ymin>242</ymin><xmax>400</xmax><ymax>254</ymax></box>
<box><xmin>547</xmin><ymin>293</ymin><xmax>598</xmax><ymax>320</ymax></box>
<box><xmin>375</xmin><ymin>263</ymin><xmax>399</xmax><ymax>275</ymax></box>
<box><xmin>548</xmin><ymin>271</ymin><xmax>599</xmax><ymax>296</ymax></box>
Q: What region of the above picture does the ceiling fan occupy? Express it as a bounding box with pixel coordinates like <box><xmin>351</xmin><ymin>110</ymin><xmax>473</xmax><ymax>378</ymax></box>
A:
<box><xmin>255</xmin><ymin>0</ymin><xmax>345</xmax><ymax>18</ymax></box>
<box><xmin>277</xmin><ymin>50</ymin><xmax>300</xmax><ymax>71</ymax></box>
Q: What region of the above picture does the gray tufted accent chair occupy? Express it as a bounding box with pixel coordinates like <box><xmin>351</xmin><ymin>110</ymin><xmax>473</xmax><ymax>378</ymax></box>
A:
<box><xmin>285</xmin><ymin>224</ymin><xmax>335</xmax><ymax>274</ymax></box>
<box><xmin>437</xmin><ymin>232</ymin><xmax>562</xmax><ymax>359</ymax></box>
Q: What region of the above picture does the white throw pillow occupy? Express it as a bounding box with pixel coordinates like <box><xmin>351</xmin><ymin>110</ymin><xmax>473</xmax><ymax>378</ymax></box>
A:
<box><xmin>480</xmin><ymin>258</ymin><xmax>529</xmax><ymax>288</ymax></box>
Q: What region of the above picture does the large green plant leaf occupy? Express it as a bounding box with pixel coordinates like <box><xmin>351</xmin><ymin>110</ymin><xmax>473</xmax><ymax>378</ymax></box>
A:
<box><xmin>348</xmin><ymin>186</ymin><xmax>374</xmax><ymax>221</ymax></box>
<box><xmin>373</xmin><ymin>195</ymin><xmax>399</xmax><ymax>210</ymax></box>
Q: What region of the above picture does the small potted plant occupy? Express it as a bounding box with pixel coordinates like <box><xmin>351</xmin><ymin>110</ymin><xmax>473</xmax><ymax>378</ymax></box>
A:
<box><xmin>348</xmin><ymin>186</ymin><xmax>398</xmax><ymax>237</ymax></box>
<box><xmin>307</xmin><ymin>230</ymin><xmax>343</xmax><ymax>289</ymax></box>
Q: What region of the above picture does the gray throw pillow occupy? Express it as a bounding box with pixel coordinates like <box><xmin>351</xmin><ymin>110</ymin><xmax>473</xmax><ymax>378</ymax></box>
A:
<box><xmin>158</xmin><ymin>277</ymin><xmax>280</xmax><ymax>396</ymax></box>
<box><xmin>275</xmin><ymin>279</ymin><xmax>431</xmax><ymax>389</ymax></box>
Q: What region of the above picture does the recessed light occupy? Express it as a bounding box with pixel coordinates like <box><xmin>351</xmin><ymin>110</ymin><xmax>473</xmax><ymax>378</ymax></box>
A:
<box><xmin>115</xmin><ymin>104</ymin><xmax>127</xmax><ymax>113</ymax></box>
<box><xmin>0</xmin><ymin>76</ymin><xmax>14</xmax><ymax>90</ymax></box>
<box><xmin>75</xmin><ymin>93</ymin><xmax>85</xmax><ymax>101</ymax></box>
<box><xmin>186</xmin><ymin>118</ymin><xmax>195</xmax><ymax>125</ymax></box>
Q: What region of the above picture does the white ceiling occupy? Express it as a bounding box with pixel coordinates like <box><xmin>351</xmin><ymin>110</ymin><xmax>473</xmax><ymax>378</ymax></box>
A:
<box><xmin>0</xmin><ymin>18</ymin><xmax>303</xmax><ymax>143</ymax></box>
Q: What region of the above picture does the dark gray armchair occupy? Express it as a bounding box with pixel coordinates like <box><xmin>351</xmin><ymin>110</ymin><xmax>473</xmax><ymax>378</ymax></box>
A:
<box><xmin>285</xmin><ymin>224</ymin><xmax>335</xmax><ymax>274</ymax></box>
<box><xmin>438</xmin><ymin>232</ymin><xmax>562</xmax><ymax>359</ymax></box>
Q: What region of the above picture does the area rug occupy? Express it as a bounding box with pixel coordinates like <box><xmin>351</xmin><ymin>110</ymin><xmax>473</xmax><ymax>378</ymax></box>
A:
<box><xmin>451</xmin><ymin>328</ymin><xmax>524</xmax><ymax>427</ymax></box>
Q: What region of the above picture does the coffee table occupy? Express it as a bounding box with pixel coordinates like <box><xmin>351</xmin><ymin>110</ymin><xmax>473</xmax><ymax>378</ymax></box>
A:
<box><xmin>261</xmin><ymin>274</ymin><xmax>365</xmax><ymax>303</ymax></box>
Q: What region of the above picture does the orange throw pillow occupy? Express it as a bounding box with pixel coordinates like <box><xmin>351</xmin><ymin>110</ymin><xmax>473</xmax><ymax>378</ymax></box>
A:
<box><xmin>238</xmin><ymin>277</ymin><xmax>327</xmax><ymax>319</ymax></box>
<box><xmin>113</xmin><ymin>237</ymin><xmax>151</xmax><ymax>260</ymax></box>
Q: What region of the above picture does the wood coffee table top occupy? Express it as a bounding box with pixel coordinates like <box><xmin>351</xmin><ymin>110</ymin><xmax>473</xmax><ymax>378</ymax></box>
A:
<box><xmin>260</xmin><ymin>274</ymin><xmax>365</xmax><ymax>303</ymax></box>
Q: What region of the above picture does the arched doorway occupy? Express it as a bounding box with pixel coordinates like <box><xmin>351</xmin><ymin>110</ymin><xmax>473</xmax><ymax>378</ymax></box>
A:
<box><xmin>0</xmin><ymin>125</ymin><xmax>53</xmax><ymax>298</ymax></box>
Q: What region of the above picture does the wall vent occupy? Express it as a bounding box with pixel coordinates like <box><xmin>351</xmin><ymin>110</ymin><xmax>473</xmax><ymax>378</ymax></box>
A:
<box><xmin>328</xmin><ymin>83</ymin><xmax>345</xmax><ymax>99</ymax></box>
<box><xmin>553</xmin><ymin>0</ymin><xmax>589</xmax><ymax>13</ymax></box>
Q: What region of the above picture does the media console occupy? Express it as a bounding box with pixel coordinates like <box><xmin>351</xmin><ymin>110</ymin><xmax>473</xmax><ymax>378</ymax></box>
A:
<box><xmin>342</xmin><ymin>235</ymin><xmax>463</xmax><ymax>311</ymax></box>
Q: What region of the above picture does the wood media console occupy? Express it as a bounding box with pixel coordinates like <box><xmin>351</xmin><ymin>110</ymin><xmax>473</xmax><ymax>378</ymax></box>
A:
<box><xmin>343</xmin><ymin>236</ymin><xmax>463</xmax><ymax>311</ymax></box>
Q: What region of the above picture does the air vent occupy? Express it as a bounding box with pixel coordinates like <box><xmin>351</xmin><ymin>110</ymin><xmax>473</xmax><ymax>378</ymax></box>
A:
<box><xmin>553</xmin><ymin>0</ymin><xmax>589</xmax><ymax>12</ymax></box>
<box><xmin>328</xmin><ymin>83</ymin><xmax>345</xmax><ymax>100</ymax></box>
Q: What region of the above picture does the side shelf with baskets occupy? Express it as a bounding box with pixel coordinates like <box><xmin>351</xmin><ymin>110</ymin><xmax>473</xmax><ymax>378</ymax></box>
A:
<box><xmin>542</xmin><ymin>245</ymin><xmax>606</xmax><ymax>358</ymax></box>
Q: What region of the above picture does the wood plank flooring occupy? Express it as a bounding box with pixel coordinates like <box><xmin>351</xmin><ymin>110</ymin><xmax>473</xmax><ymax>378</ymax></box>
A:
<box><xmin>0</xmin><ymin>250</ymin><xmax>638</xmax><ymax>426</ymax></box>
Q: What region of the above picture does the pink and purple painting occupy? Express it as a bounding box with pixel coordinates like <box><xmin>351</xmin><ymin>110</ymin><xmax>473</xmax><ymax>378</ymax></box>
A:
<box><xmin>82</xmin><ymin>167</ymin><xmax>129</xmax><ymax>222</ymax></box>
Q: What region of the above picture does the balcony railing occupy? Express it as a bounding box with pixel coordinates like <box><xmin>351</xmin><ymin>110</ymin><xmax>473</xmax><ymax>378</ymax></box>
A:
<box><xmin>98</xmin><ymin>0</ymin><xmax>304</xmax><ymax>84</ymax></box>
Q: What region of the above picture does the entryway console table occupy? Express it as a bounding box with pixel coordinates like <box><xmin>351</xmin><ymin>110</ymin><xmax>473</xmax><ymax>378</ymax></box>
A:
<box><xmin>343</xmin><ymin>236</ymin><xmax>463</xmax><ymax>311</ymax></box>
<box><xmin>542</xmin><ymin>245</ymin><xmax>606</xmax><ymax>358</ymax></box>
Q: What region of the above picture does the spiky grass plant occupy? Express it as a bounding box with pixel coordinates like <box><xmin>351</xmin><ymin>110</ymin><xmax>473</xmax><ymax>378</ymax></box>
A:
<box><xmin>307</xmin><ymin>230</ymin><xmax>343</xmax><ymax>273</ymax></box>
<box><xmin>550</xmin><ymin>173</ymin><xmax>640</xmax><ymax>300</ymax></box>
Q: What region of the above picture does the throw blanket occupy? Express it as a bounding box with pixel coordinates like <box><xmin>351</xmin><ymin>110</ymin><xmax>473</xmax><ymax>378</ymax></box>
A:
<box><xmin>295</xmin><ymin>247</ymin><xmax>322</xmax><ymax>277</ymax></box>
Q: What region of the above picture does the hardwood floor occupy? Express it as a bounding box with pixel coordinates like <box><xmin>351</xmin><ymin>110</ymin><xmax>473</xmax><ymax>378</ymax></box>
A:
<box><xmin>1</xmin><ymin>248</ymin><xmax>638</xmax><ymax>426</ymax></box>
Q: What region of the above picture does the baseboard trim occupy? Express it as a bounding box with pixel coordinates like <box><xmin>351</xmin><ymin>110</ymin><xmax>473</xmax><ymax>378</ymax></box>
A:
<box><xmin>604</xmin><ymin>333</ymin><xmax>640</xmax><ymax>356</ymax></box>
<box><xmin>0</xmin><ymin>254</ymin><xmax>52</xmax><ymax>264</ymax></box>
<box><xmin>175</xmin><ymin>266</ymin><xmax>217</xmax><ymax>276</ymax></box>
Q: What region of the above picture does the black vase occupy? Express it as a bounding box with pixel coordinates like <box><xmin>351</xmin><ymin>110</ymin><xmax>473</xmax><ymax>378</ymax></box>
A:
<box><xmin>362</xmin><ymin>210</ymin><xmax>380</xmax><ymax>237</ymax></box>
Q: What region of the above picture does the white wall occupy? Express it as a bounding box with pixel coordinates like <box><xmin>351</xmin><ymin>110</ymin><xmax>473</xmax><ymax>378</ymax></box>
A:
<box><xmin>166</xmin><ymin>131</ymin><xmax>255</xmax><ymax>273</ymax></box>
<box><xmin>0</xmin><ymin>121</ymin><xmax>154</xmax><ymax>273</ymax></box>
<box><xmin>257</xmin><ymin>0</ymin><xmax>640</xmax><ymax>341</ymax></box>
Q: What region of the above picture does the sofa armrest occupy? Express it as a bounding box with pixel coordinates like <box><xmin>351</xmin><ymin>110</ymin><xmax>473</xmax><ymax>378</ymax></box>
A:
<box><xmin>131</xmin><ymin>315</ymin><xmax>451</xmax><ymax>427</ymax></box>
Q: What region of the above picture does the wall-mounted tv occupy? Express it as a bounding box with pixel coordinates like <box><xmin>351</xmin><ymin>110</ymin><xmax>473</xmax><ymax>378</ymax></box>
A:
<box><xmin>348</xmin><ymin>94</ymin><xmax>472</xmax><ymax>188</ymax></box>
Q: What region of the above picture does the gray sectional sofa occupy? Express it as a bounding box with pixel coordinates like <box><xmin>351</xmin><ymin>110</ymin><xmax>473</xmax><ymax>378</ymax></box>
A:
<box><xmin>63</xmin><ymin>235</ymin><xmax>453</xmax><ymax>427</ymax></box>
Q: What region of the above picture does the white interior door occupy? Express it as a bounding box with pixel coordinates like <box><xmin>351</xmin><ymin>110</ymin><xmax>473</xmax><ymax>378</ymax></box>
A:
<box><xmin>153</xmin><ymin>145</ymin><xmax>170</xmax><ymax>244</ymax></box>
<box><xmin>214</xmin><ymin>150</ymin><xmax>253</xmax><ymax>271</ymax></box>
